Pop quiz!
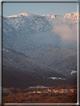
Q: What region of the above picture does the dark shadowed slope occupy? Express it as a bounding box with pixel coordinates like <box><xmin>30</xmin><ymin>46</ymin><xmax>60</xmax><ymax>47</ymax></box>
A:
<box><xmin>3</xmin><ymin>48</ymin><xmax>67</xmax><ymax>88</ymax></box>
<box><xmin>3</xmin><ymin>48</ymin><xmax>65</xmax><ymax>78</ymax></box>
<box><xmin>31</xmin><ymin>45</ymin><xmax>77</xmax><ymax>75</ymax></box>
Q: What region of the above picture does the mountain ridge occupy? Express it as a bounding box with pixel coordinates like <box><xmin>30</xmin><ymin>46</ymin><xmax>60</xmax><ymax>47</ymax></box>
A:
<box><xmin>6</xmin><ymin>12</ymin><xmax>77</xmax><ymax>21</ymax></box>
<box><xmin>3</xmin><ymin>12</ymin><xmax>77</xmax><ymax>49</ymax></box>
<box><xmin>3</xmin><ymin>12</ymin><xmax>77</xmax><ymax>76</ymax></box>
<box><xmin>3</xmin><ymin>47</ymin><xmax>65</xmax><ymax>78</ymax></box>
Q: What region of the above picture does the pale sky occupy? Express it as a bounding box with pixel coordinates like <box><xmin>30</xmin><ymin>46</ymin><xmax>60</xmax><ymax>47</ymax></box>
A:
<box><xmin>3</xmin><ymin>1</ymin><xmax>78</xmax><ymax>17</ymax></box>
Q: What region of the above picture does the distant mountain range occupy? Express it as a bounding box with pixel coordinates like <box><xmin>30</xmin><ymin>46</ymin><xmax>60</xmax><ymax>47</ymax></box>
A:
<box><xmin>2</xmin><ymin>12</ymin><xmax>77</xmax><ymax>88</ymax></box>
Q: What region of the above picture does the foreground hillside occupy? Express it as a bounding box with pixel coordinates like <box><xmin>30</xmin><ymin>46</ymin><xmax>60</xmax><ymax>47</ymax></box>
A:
<box><xmin>3</xmin><ymin>48</ymin><xmax>67</xmax><ymax>88</ymax></box>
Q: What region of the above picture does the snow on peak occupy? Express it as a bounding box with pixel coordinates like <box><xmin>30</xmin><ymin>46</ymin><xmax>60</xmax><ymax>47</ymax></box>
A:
<box><xmin>42</xmin><ymin>14</ymin><xmax>55</xmax><ymax>19</ymax></box>
<box><xmin>63</xmin><ymin>12</ymin><xmax>78</xmax><ymax>22</ymax></box>
<box><xmin>42</xmin><ymin>12</ymin><xmax>78</xmax><ymax>21</ymax></box>
<box><xmin>19</xmin><ymin>12</ymin><xmax>30</xmax><ymax>16</ymax></box>
<box><xmin>7</xmin><ymin>12</ymin><xmax>78</xmax><ymax>22</ymax></box>
<box><xmin>7</xmin><ymin>12</ymin><xmax>30</xmax><ymax>18</ymax></box>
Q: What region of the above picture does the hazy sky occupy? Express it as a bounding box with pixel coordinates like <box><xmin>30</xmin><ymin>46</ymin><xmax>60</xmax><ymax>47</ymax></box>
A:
<box><xmin>3</xmin><ymin>2</ymin><xmax>77</xmax><ymax>17</ymax></box>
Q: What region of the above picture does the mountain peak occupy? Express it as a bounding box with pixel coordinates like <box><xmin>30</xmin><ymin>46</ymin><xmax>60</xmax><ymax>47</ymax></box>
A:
<box><xmin>7</xmin><ymin>12</ymin><xmax>30</xmax><ymax>18</ymax></box>
<box><xmin>63</xmin><ymin>12</ymin><xmax>78</xmax><ymax>22</ymax></box>
<box><xmin>41</xmin><ymin>12</ymin><xmax>78</xmax><ymax>20</ymax></box>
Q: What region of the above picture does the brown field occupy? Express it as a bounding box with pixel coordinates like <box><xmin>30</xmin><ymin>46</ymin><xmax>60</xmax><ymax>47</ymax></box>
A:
<box><xmin>2</xmin><ymin>84</ymin><xmax>77</xmax><ymax>103</ymax></box>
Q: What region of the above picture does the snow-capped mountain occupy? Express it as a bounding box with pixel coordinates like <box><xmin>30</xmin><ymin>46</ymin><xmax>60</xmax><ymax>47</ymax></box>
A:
<box><xmin>3</xmin><ymin>12</ymin><xmax>77</xmax><ymax>76</ymax></box>
<box><xmin>3</xmin><ymin>12</ymin><xmax>77</xmax><ymax>49</ymax></box>
<box><xmin>4</xmin><ymin>12</ymin><xmax>77</xmax><ymax>33</ymax></box>
<box><xmin>7</xmin><ymin>12</ymin><xmax>77</xmax><ymax>21</ymax></box>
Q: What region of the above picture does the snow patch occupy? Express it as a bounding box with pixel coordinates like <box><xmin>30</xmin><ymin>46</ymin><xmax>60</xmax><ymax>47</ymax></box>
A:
<box><xmin>58</xmin><ymin>78</ymin><xmax>66</xmax><ymax>80</ymax></box>
<box><xmin>48</xmin><ymin>77</ymin><xmax>66</xmax><ymax>80</ymax></box>
<box><xmin>71</xmin><ymin>70</ymin><xmax>77</xmax><ymax>75</ymax></box>
<box><xmin>49</xmin><ymin>77</ymin><xmax>57</xmax><ymax>79</ymax></box>
<box><xmin>3</xmin><ymin>48</ymin><xmax>9</xmax><ymax>52</ymax></box>
<box><xmin>29</xmin><ymin>85</ymin><xmax>47</xmax><ymax>89</ymax></box>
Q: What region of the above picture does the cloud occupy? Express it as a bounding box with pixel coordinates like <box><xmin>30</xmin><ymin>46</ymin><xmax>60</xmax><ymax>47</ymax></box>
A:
<box><xmin>52</xmin><ymin>23</ymin><xmax>77</xmax><ymax>44</ymax></box>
